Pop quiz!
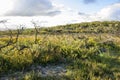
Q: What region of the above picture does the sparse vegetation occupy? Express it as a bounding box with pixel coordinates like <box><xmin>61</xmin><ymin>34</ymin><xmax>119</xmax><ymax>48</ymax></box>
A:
<box><xmin>0</xmin><ymin>21</ymin><xmax>120</xmax><ymax>80</ymax></box>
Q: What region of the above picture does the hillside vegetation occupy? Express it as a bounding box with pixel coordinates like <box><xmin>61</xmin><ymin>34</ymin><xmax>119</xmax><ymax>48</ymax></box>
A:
<box><xmin>0</xmin><ymin>21</ymin><xmax>120</xmax><ymax>35</ymax></box>
<box><xmin>0</xmin><ymin>21</ymin><xmax>120</xmax><ymax>80</ymax></box>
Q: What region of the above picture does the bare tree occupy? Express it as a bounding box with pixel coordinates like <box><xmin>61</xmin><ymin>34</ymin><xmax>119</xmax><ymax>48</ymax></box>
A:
<box><xmin>31</xmin><ymin>21</ymin><xmax>39</xmax><ymax>44</ymax></box>
<box><xmin>0</xmin><ymin>20</ymin><xmax>13</xmax><ymax>50</ymax></box>
<box><xmin>0</xmin><ymin>21</ymin><xmax>25</xmax><ymax>52</ymax></box>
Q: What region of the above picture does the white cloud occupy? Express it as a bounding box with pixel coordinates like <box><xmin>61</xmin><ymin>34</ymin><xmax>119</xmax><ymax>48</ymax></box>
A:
<box><xmin>78</xmin><ymin>3</ymin><xmax>120</xmax><ymax>21</ymax></box>
<box><xmin>0</xmin><ymin>0</ymin><xmax>14</xmax><ymax>16</ymax></box>
<box><xmin>5</xmin><ymin>0</ymin><xmax>61</xmax><ymax>16</ymax></box>
<box><xmin>97</xmin><ymin>3</ymin><xmax>120</xmax><ymax>20</ymax></box>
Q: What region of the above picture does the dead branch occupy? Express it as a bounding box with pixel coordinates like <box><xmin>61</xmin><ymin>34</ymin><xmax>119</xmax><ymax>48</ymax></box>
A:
<box><xmin>31</xmin><ymin>21</ymin><xmax>39</xmax><ymax>44</ymax></box>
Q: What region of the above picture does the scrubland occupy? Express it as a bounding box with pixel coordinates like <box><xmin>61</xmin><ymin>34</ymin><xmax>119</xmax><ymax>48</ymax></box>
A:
<box><xmin>0</xmin><ymin>21</ymin><xmax>120</xmax><ymax>80</ymax></box>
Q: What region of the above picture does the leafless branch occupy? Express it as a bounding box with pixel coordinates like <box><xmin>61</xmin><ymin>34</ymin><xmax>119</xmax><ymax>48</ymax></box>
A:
<box><xmin>31</xmin><ymin>21</ymin><xmax>39</xmax><ymax>44</ymax></box>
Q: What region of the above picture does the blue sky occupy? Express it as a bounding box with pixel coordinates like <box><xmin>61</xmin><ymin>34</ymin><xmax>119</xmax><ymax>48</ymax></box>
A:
<box><xmin>0</xmin><ymin>0</ymin><xmax>120</xmax><ymax>29</ymax></box>
<box><xmin>53</xmin><ymin>0</ymin><xmax>119</xmax><ymax>13</ymax></box>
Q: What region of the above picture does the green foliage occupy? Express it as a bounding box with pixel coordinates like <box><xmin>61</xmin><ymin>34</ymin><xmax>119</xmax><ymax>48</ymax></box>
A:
<box><xmin>0</xmin><ymin>21</ymin><xmax>120</xmax><ymax>79</ymax></box>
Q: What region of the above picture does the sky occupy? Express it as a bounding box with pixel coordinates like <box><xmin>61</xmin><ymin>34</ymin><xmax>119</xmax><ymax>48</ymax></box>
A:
<box><xmin>0</xmin><ymin>0</ymin><xmax>120</xmax><ymax>29</ymax></box>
